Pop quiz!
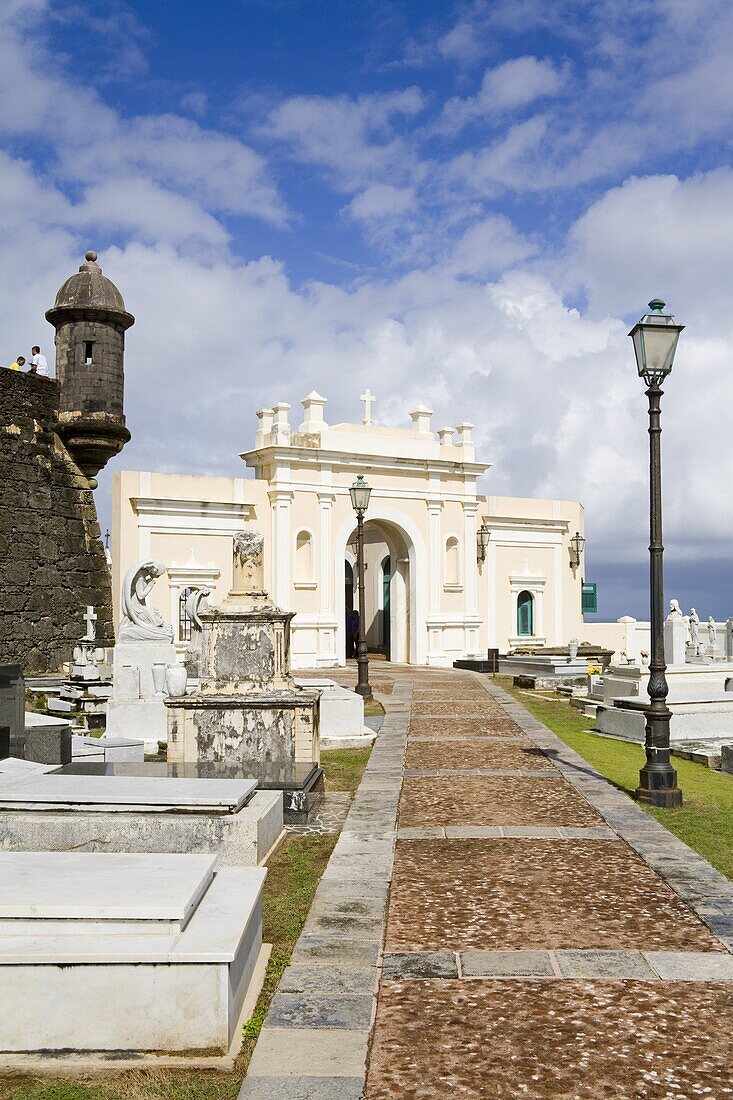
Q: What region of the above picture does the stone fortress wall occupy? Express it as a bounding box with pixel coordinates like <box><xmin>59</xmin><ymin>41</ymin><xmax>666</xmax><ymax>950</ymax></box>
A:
<box><xmin>0</xmin><ymin>370</ymin><xmax>114</xmax><ymax>672</ymax></box>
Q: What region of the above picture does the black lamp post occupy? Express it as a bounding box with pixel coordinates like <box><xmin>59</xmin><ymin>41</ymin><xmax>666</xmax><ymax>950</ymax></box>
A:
<box><xmin>629</xmin><ymin>299</ymin><xmax>684</xmax><ymax>808</ymax></box>
<box><xmin>349</xmin><ymin>474</ymin><xmax>373</xmax><ymax>700</ymax></box>
<box><xmin>569</xmin><ymin>531</ymin><xmax>585</xmax><ymax>570</ymax></box>
<box><xmin>477</xmin><ymin>523</ymin><xmax>491</xmax><ymax>563</ymax></box>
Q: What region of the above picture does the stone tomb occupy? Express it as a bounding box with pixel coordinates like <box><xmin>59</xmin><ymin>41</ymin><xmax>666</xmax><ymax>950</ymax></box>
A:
<box><xmin>295</xmin><ymin>677</ymin><xmax>374</xmax><ymax>750</ymax></box>
<box><xmin>0</xmin><ymin>765</ymin><xmax>282</xmax><ymax>866</ymax></box>
<box><xmin>594</xmin><ymin>661</ymin><xmax>733</xmax><ymax>744</ymax></box>
<box><xmin>166</xmin><ymin>532</ymin><xmax>324</xmax><ymax>822</ymax></box>
<box><xmin>0</xmin><ymin>851</ymin><xmax>265</xmax><ymax>1056</ymax></box>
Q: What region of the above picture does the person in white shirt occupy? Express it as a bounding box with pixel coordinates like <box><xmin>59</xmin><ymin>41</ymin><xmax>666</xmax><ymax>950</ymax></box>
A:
<box><xmin>29</xmin><ymin>346</ymin><xmax>49</xmax><ymax>376</ymax></box>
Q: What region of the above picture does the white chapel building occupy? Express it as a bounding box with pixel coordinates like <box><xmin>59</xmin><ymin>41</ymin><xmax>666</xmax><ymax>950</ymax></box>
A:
<box><xmin>112</xmin><ymin>391</ymin><xmax>589</xmax><ymax>667</ymax></box>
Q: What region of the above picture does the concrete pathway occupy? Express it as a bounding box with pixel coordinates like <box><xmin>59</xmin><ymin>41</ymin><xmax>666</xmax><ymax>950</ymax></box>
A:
<box><xmin>240</xmin><ymin>669</ymin><xmax>733</xmax><ymax>1099</ymax></box>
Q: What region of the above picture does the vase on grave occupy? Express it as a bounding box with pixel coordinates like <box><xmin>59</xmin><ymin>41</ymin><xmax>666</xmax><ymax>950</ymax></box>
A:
<box><xmin>165</xmin><ymin>664</ymin><xmax>188</xmax><ymax>698</ymax></box>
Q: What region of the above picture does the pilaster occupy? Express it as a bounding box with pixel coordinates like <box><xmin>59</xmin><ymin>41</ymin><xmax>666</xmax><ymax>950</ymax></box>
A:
<box><xmin>269</xmin><ymin>489</ymin><xmax>294</xmax><ymax>607</ymax></box>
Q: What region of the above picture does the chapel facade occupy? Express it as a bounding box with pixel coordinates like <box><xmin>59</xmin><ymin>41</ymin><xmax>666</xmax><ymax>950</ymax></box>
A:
<box><xmin>112</xmin><ymin>391</ymin><xmax>588</xmax><ymax>667</ymax></box>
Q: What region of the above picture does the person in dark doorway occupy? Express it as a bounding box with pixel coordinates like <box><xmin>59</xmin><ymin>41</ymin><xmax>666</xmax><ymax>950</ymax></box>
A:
<box><xmin>347</xmin><ymin>608</ymin><xmax>360</xmax><ymax>658</ymax></box>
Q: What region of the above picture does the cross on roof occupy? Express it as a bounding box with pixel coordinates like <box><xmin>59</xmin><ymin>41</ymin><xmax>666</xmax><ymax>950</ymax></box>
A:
<box><xmin>83</xmin><ymin>605</ymin><xmax>97</xmax><ymax>642</ymax></box>
<box><xmin>360</xmin><ymin>388</ymin><xmax>375</xmax><ymax>426</ymax></box>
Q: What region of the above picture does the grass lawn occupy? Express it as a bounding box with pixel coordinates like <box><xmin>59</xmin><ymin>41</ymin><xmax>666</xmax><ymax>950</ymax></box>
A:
<box><xmin>3</xmin><ymin>834</ymin><xmax>337</xmax><ymax>1100</ymax></box>
<box><xmin>364</xmin><ymin>697</ymin><xmax>385</xmax><ymax>719</ymax></box>
<box><xmin>321</xmin><ymin>744</ymin><xmax>373</xmax><ymax>795</ymax></box>
<box><xmin>495</xmin><ymin>676</ymin><xmax>733</xmax><ymax>881</ymax></box>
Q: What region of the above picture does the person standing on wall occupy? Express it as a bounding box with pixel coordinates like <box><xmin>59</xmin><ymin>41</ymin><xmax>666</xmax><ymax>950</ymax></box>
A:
<box><xmin>28</xmin><ymin>346</ymin><xmax>49</xmax><ymax>376</ymax></box>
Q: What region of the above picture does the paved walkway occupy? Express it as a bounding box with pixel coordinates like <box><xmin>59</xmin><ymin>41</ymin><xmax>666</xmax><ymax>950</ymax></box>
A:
<box><xmin>240</xmin><ymin>668</ymin><xmax>733</xmax><ymax>1099</ymax></box>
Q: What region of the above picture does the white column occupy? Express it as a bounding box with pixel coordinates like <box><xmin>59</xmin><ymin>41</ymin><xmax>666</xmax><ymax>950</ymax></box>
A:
<box><xmin>554</xmin><ymin>542</ymin><xmax>563</xmax><ymax>644</ymax></box>
<box><xmin>463</xmin><ymin>501</ymin><xmax>480</xmax><ymax>655</ymax></box>
<box><xmin>318</xmin><ymin>492</ymin><xmax>335</xmax><ymax>612</ymax></box>
<box><xmin>393</xmin><ymin>559</ymin><xmax>408</xmax><ymax>664</ymax></box>
<box><xmin>463</xmin><ymin>502</ymin><xmax>479</xmax><ymax>615</ymax></box>
<box><xmin>487</xmin><ymin>537</ymin><xmax>498</xmax><ymax>647</ymax></box>
<box><xmin>269</xmin><ymin>490</ymin><xmax>293</xmax><ymax>608</ymax></box>
<box><xmin>427</xmin><ymin>501</ymin><xmax>443</xmax><ymax>615</ymax></box>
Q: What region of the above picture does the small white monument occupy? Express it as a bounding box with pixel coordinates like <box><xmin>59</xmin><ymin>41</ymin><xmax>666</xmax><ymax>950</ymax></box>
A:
<box><xmin>663</xmin><ymin>598</ymin><xmax>687</xmax><ymax>667</ymax></box>
<box><xmin>106</xmin><ymin>560</ymin><xmax>178</xmax><ymax>752</ymax></box>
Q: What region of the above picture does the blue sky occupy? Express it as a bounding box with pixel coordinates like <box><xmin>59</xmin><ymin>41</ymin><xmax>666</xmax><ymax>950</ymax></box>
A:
<box><xmin>2</xmin><ymin>0</ymin><xmax>733</xmax><ymax>621</ymax></box>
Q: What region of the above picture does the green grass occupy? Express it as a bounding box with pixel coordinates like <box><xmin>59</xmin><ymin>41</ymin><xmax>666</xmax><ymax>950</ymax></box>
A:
<box><xmin>24</xmin><ymin>691</ymin><xmax>47</xmax><ymax>712</ymax></box>
<box><xmin>321</xmin><ymin>745</ymin><xmax>373</xmax><ymax>795</ymax></box>
<box><xmin>364</xmin><ymin>698</ymin><xmax>385</xmax><ymax>719</ymax></box>
<box><xmin>4</xmin><ymin>835</ymin><xmax>337</xmax><ymax>1100</ymax></box>
<box><xmin>496</xmin><ymin>676</ymin><xmax>733</xmax><ymax>880</ymax></box>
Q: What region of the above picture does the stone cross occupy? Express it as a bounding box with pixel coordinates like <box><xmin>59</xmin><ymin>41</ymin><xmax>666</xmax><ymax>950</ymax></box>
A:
<box><xmin>360</xmin><ymin>388</ymin><xmax>375</xmax><ymax>425</ymax></box>
<box><xmin>83</xmin><ymin>605</ymin><xmax>97</xmax><ymax>642</ymax></box>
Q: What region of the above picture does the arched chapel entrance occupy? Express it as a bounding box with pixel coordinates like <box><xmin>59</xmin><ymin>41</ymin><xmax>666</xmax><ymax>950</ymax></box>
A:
<box><xmin>340</xmin><ymin>517</ymin><xmax>414</xmax><ymax>664</ymax></box>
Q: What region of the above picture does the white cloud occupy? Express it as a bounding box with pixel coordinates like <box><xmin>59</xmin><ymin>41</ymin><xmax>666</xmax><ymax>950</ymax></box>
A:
<box><xmin>72</xmin><ymin>179</ymin><xmax>229</xmax><ymax>248</ymax></box>
<box><xmin>437</xmin><ymin>20</ymin><xmax>486</xmax><ymax>65</ymax></box>
<box><xmin>180</xmin><ymin>92</ymin><xmax>208</xmax><ymax>119</ymax></box>
<box><xmin>0</xmin><ymin>1</ymin><xmax>288</xmax><ymax>229</ymax></box>
<box><xmin>563</xmin><ymin>168</ymin><xmax>733</xmax><ymax>318</ymax></box>
<box><xmin>446</xmin><ymin>215</ymin><xmax>536</xmax><ymax>276</ymax></box>
<box><xmin>439</xmin><ymin>56</ymin><xmax>568</xmax><ymax>133</ymax></box>
<box><xmin>347</xmin><ymin>184</ymin><xmax>416</xmax><ymax>222</ymax></box>
<box><xmin>261</xmin><ymin>88</ymin><xmax>425</xmax><ymax>192</ymax></box>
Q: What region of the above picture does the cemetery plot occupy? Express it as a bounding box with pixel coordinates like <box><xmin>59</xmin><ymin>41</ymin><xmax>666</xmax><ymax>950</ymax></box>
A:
<box><xmin>398</xmin><ymin>775</ymin><xmax>603</xmax><ymax>828</ymax></box>
<box><xmin>385</xmin><ymin>839</ymin><xmax>722</xmax><ymax>953</ymax></box>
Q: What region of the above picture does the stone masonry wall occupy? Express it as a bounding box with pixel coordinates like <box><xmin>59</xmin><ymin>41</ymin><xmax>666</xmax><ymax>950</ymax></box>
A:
<box><xmin>0</xmin><ymin>370</ymin><xmax>114</xmax><ymax>673</ymax></box>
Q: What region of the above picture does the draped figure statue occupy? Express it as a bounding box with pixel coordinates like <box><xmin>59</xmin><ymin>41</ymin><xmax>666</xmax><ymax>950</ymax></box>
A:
<box><xmin>119</xmin><ymin>559</ymin><xmax>174</xmax><ymax>642</ymax></box>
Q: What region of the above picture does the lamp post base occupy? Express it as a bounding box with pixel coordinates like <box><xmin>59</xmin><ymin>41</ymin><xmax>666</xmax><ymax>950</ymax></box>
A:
<box><xmin>355</xmin><ymin>656</ymin><xmax>372</xmax><ymax>701</ymax></box>
<box><xmin>635</xmin><ymin>764</ymin><xmax>683</xmax><ymax>808</ymax></box>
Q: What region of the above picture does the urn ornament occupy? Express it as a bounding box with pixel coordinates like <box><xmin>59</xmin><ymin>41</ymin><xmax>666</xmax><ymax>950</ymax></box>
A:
<box><xmin>165</xmin><ymin>664</ymin><xmax>188</xmax><ymax>698</ymax></box>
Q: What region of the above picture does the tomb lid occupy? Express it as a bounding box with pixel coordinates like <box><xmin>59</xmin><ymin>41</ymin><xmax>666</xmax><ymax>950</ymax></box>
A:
<box><xmin>58</xmin><ymin>759</ymin><xmax>320</xmax><ymax>789</ymax></box>
<box><xmin>0</xmin><ymin>851</ymin><xmax>214</xmax><ymax>922</ymax></box>
<box><xmin>0</xmin><ymin>773</ymin><xmax>256</xmax><ymax>812</ymax></box>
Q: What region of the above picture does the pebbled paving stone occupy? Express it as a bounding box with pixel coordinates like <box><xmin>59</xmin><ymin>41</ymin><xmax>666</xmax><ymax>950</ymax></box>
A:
<box><xmin>398</xmin><ymin>774</ymin><xmax>603</xmax><ymax>828</ymax></box>
<box><xmin>386</xmin><ymin>839</ymin><xmax>723</xmax><ymax>952</ymax></box>
<box><xmin>408</xmin><ymin>717</ymin><xmax>524</xmax><ymax>738</ymax></box>
<box><xmin>410</xmin><ymin>700</ymin><xmax>501</xmax><ymax>716</ymax></box>
<box><xmin>405</xmin><ymin>738</ymin><xmax>553</xmax><ymax>772</ymax></box>
<box><xmin>365</xmin><ymin>979</ymin><xmax>733</xmax><ymax>1099</ymax></box>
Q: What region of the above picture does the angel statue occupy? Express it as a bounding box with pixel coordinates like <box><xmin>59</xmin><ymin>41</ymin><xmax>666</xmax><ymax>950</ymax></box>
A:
<box><xmin>185</xmin><ymin>587</ymin><xmax>212</xmax><ymax>634</ymax></box>
<box><xmin>119</xmin><ymin>560</ymin><xmax>174</xmax><ymax>642</ymax></box>
<box><xmin>688</xmin><ymin>608</ymin><xmax>700</xmax><ymax>650</ymax></box>
<box><xmin>708</xmin><ymin>617</ymin><xmax>717</xmax><ymax>648</ymax></box>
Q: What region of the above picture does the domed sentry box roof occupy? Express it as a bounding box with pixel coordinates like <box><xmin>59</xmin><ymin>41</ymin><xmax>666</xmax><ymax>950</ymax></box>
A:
<box><xmin>45</xmin><ymin>252</ymin><xmax>135</xmax><ymax>330</ymax></box>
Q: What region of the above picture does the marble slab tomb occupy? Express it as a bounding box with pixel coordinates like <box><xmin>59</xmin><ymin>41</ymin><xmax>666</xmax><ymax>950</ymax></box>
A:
<box><xmin>0</xmin><ymin>765</ymin><xmax>282</xmax><ymax>866</ymax></box>
<box><xmin>0</xmin><ymin>851</ymin><xmax>266</xmax><ymax>1056</ymax></box>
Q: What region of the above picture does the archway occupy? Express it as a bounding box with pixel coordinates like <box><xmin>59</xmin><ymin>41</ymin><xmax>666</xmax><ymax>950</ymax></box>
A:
<box><xmin>336</xmin><ymin>513</ymin><xmax>424</xmax><ymax>665</ymax></box>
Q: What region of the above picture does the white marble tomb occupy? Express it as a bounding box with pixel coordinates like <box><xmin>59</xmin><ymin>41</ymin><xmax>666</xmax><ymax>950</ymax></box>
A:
<box><xmin>0</xmin><ymin>851</ymin><xmax>266</xmax><ymax>1056</ymax></box>
<box><xmin>0</xmin><ymin>769</ymin><xmax>282</xmax><ymax>866</ymax></box>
